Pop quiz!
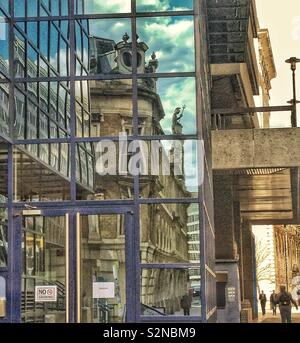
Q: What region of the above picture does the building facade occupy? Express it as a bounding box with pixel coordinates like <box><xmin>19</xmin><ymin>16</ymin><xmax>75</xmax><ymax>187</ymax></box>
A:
<box><xmin>0</xmin><ymin>0</ymin><xmax>215</xmax><ymax>323</ymax></box>
<box><xmin>273</xmin><ymin>225</ymin><xmax>300</xmax><ymax>291</ymax></box>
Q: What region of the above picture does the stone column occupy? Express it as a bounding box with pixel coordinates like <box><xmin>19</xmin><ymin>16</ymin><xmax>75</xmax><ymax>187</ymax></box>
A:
<box><xmin>214</xmin><ymin>175</ymin><xmax>241</xmax><ymax>323</ymax></box>
<box><xmin>241</xmin><ymin>221</ymin><xmax>257</xmax><ymax>319</ymax></box>
<box><xmin>233</xmin><ymin>201</ymin><xmax>244</xmax><ymax>300</ymax></box>
<box><xmin>214</xmin><ymin>175</ymin><xmax>236</xmax><ymax>260</ymax></box>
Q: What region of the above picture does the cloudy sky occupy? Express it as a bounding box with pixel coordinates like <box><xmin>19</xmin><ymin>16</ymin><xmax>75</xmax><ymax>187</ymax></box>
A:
<box><xmin>89</xmin><ymin>15</ymin><xmax>196</xmax><ymax>134</ymax></box>
<box><xmin>256</xmin><ymin>0</ymin><xmax>300</xmax><ymax>127</ymax></box>
<box><xmin>80</xmin><ymin>0</ymin><xmax>192</xmax><ymax>13</ymax></box>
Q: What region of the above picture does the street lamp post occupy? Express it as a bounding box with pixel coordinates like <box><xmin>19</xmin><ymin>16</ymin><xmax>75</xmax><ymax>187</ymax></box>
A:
<box><xmin>285</xmin><ymin>57</ymin><xmax>300</xmax><ymax>127</ymax></box>
<box><xmin>284</xmin><ymin>230</ymin><xmax>289</xmax><ymax>292</ymax></box>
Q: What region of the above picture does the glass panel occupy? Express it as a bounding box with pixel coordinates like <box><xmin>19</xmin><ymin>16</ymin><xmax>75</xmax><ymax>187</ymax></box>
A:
<box><xmin>139</xmin><ymin>140</ymin><xmax>201</xmax><ymax>198</ymax></box>
<box><xmin>140</xmin><ymin>203</ymin><xmax>199</xmax><ymax>263</ymax></box>
<box><xmin>14</xmin><ymin>0</ymin><xmax>67</xmax><ymax>16</ymax></box>
<box><xmin>0</xmin><ymin>84</ymin><xmax>9</xmax><ymax>137</ymax></box>
<box><xmin>75</xmin><ymin>0</ymin><xmax>131</xmax><ymax>14</ymax></box>
<box><xmin>0</xmin><ymin>1</ymin><xmax>9</xmax><ymax>14</ymax></box>
<box><xmin>13</xmin><ymin>144</ymin><xmax>71</xmax><ymax>202</ymax></box>
<box><xmin>141</xmin><ymin>268</ymin><xmax>201</xmax><ymax>316</ymax></box>
<box><xmin>82</xmin><ymin>19</ymin><xmax>132</xmax><ymax>76</ymax></box>
<box><xmin>0</xmin><ymin>144</ymin><xmax>8</xmax><ymax>202</ymax></box>
<box><xmin>14</xmin><ymin>0</ymin><xmax>25</xmax><ymax>17</ymax></box>
<box><xmin>0</xmin><ymin>21</ymin><xmax>9</xmax><ymax>77</ymax></box>
<box><xmin>0</xmin><ymin>209</ymin><xmax>8</xmax><ymax>267</ymax></box>
<box><xmin>0</xmin><ymin>275</ymin><xmax>5</xmax><ymax>317</ymax></box>
<box><xmin>76</xmin><ymin>79</ymin><xmax>132</xmax><ymax>137</ymax></box>
<box><xmin>14</xmin><ymin>21</ymin><xmax>70</xmax><ymax>78</ymax></box>
<box><xmin>77</xmin><ymin>141</ymin><xmax>134</xmax><ymax>200</ymax></box>
<box><xmin>21</xmin><ymin>215</ymin><xmax>66</xmax><ymax>323</ymax></box>
<box><xmin>27</xmin><ymin>0</ymin><xmax>38</xmax><ymax>17</ymax></box>
<box><xmin>137</xmin><ymin>0</ymin><xmax>194</xmax><ymax>12</ymax></box>
<box><xmin>14</xmin><ymin>82</ymin><xmax>71</xmax><ymax>139</ymax></box>
<box><xmin>80</xmin><ymin>214</ymin><xmax>126</xmax><ymax>323</ymax></box>
<box><xmin>136</xmin><ymin>16</ymin><xmax>195</xmax><ymax>73</ymax></box>
<box><xmin>138</xmin><ymin>77</ymin><xmax>196</xmax><ymax>135</ymax></box>
<box><xmin>76</xmin><ymin>142</ymin><xmax>95</xmax><ymax>195</ymax></box>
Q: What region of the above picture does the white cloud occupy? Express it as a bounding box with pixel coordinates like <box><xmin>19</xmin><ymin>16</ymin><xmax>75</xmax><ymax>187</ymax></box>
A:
<box><xmin>137</xmin><ymin>16</ymin><xmax>195</xmax><ymax>72</ymax></box>
<box><xmin>136</xmin><ymin>0</ymin><xmax>192</xmax><ymax>12</ymax></box>
<box><xmin>86</xmin><ymin>0</ymin><xmax>131</xmax><ymax>13</ymax></box>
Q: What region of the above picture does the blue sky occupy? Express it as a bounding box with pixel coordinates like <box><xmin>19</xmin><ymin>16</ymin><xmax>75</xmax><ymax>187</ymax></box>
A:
<box><xmin>81</xmin><ymin>0</ymin><xmax>193</xmax><ymax>14</ymax></box>
<box><xmin>90</xmin><ymin>16</ymin><xmax>195</xmax><ymax>73</ymax></box>
<box><xmin>155</xmin><ymin>77</ymin><xmax>196</xmax><ymax>135</ymax></box>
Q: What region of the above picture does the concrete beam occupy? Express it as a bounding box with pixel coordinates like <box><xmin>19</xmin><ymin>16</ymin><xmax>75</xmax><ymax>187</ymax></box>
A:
<box><xmin>212</xmin><ymin>128</ymin><xmax>300</xmax><ymax>170</ymax></box>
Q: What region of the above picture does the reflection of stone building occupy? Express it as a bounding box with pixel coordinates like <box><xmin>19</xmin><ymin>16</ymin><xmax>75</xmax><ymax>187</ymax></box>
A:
<box><xmin>273</xmin><ymin>226</ymin><xmax>300</xmax><ymax>290</ymax></box>
<box><xmin>257</xmin><ymin>29</ymin><xmax>277</xmax><ymax>128</ymax></box>
<box><xmin>78</xmin><ymin>35</ymin><xmax>192</xmax><ymax>317</ymax></box>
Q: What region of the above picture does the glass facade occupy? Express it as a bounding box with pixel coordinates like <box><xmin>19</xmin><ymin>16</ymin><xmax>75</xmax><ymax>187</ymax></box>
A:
<box><xmin>0</xmin><ymin>0</ymin><xmax>215</xmax><ymax>323</ymax></box>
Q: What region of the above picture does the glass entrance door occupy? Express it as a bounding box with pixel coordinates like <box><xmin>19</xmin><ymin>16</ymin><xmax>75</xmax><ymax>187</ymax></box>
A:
<box><xmin>21</xmin><ymin>211</ymin><xmax>69</xmax><ymax>323</ymax></box>
<box><xmin>77</xmin><ymin>212</ymin><xmax>130</xmax><ymax>323</ymax></box>
<box><xmin>15</xmin><ymin>207</ymin><xmax>135</xmax><ymax>323</ymax></box>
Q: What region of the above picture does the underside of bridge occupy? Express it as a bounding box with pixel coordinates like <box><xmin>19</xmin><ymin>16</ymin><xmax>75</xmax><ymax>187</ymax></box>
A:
<box><xmin>212</xmin><ymin>128</ymin><xmax>300</xmax><ymax>224</ymax></box>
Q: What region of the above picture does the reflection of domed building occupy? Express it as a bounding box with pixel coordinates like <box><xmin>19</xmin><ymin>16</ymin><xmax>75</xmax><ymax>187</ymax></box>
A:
<box><xmin>77</xmin><ymin>34</ymin><xmax>193</xmax><ymax>318</ymax></box>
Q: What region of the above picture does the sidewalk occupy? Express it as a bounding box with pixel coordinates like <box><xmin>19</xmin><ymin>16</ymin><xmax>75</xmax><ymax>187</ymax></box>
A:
<box><xmin>255</xmin><ymin>310</ymin><xmax>300</xmax><ymax>323</ymax></box>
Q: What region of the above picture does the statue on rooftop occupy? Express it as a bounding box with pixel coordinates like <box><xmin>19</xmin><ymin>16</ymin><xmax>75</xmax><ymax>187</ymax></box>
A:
<box><xmin>172</xmin><ymin>105</ymin><xmax>186</xmax><ymax>134</ymax></box>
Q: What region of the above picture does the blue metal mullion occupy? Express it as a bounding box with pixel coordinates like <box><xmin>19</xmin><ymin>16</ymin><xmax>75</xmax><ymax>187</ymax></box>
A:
<box><xmin>125</xmin><ymin>212</ymin><xmax>135</xmax><ymax>322</ymax></box>
<box><xmin>7</xmin><ymin>0</ymin><xmax>16</xmax><ymax>323</ymax></box>
<box><xmin>68</xmin><ymin>211</ymin><xmax>76</xmax><ymax>323</ymax></box>
<box><xmin>10</xmin><ymin>214</ymin><xmax>22</xmax><ymax>323</ymax></box>
<box><xmin>194</xmin><ymin>0</ymin><xmax>209</xmax><ymax>323</ymax></box>
<box><xmin>14</xmin><ymin>71</ymin><xmax>195</xmax><ymax>83</ymax></box>
<box><xmin>141</xmin><ymin>264</ymin><xmax>201</xmax><ymax>269</ymax></box>
<box><xmin>130</xmin><ymin>6</ymin><xmax>142</xmax><ymax>323</ymax></box>
<box><xmin>67</xmin><ymin>0</ymin><xmax>76</xmax><ymax>323</ymax></box>
<box><xmin>69</xmin><ymin>1</ymin><xmax>76</xmax><ymax>203</ymax></box>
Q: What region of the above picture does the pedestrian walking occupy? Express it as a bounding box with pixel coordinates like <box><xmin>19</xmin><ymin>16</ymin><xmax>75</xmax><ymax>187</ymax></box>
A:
<box><xmin>180</xmin><ymin>293</ymin><xmax>192</xmax><ymax>316</ymax></box>
<box><xmin>259</xmin><ymin>290</ymin><xmax>267</xmax><ymax>315</ymax></box>
<box><xmin>276</xmin><ymin>285</ymin><xmax>298</xmax><ymax>323</ymax></box>
<box><xmin>270</xmin><ymin>290</ymin><xmax>277</xmax><ymax>315</ymax></box>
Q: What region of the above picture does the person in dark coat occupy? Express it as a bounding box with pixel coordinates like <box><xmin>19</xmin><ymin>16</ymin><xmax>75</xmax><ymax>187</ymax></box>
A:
<box><xmin>180</xmin><ymin>293</ymin><xmax>192</xmax><ymax>316</ymax></box>
<box><xmin>276</xmin><ymin>285</ymin><xmax>298</xmax><ymax>323</ymax></box>
<box><xmin>270</xmin><ymin>290</ymin><xmax>277</xmax><ymax>315</ymax></box>
<box><xmin>259</xmin><ymin>290</ymin><xmax>267</xmax><ymax>315</ymax></box>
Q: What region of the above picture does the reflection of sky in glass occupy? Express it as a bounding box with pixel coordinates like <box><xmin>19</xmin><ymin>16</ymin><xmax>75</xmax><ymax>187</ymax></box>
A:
<box><xmin>79</xmin><ymin>0</ymin><xmax>131</xmax><ymax>14</ymax></box>
<box><xmin>137</xmin><ymin>16</ymin><xmax>194</xmax><ymax>72</ymax></box>
<box><xmin>89</xmin><ymin>19</ymin><xmax>131</xmax><ymax>44</ymax></box>
<box><xmin>0</xmin><ymin>22</ymin><xmax>8</xmax><ymax>74</ymax></box>
<box><xmin>154</xmin><ymin>77</ymin><xmax>196</xmax><ymax>135</ymax></box>
<box><xmin>0</xmin><ymin>0</ymin><xmax>8</xmax><ymax>13</ymax></box>
<box><xmin>137</xmin><ymin>0</ymin><xmax>193</xmax><ymax>12</ymax></box>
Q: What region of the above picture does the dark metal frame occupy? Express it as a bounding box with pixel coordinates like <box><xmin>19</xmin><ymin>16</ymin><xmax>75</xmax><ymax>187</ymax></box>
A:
<box><xmin>0</xmin><ymin>0</ymin><xmax>216</xmax><ymax>323</ymax></box>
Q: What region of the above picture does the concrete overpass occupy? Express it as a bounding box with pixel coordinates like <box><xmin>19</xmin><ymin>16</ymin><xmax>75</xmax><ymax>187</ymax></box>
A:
<box><xmin>212</xmin><ymin>128</ymin><xmax>300</xmax><ymax>224</ymax></box>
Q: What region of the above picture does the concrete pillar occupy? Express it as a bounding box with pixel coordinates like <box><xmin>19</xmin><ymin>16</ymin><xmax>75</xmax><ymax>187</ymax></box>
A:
<box><xmin>214</xmin><ymin>175</ymin><xmax>236</xmax><ymax>260</ymax></box>
<box><xmin>241</xmin><ymin>221</ymin><xmax>257</xmax><ymax>319</ymax></box>
<box><xmin>214</xmin><ymin>175</ymin><xmax>241</xmax><ymax>322</ymax></box>
<box><xmin>233</xmin><ymin>201</ymin><xmax>244</xmax><ymax>300</ymax></box>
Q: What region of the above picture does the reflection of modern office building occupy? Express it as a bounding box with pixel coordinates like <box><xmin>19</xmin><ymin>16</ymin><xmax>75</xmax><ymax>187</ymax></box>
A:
<box><xmin>187</xmin><ymin>198</ymin><xmax>200</xmax><ymax>287</ymax></box>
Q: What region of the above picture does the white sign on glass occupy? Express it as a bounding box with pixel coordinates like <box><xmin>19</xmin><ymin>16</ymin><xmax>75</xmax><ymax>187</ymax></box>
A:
<box><xmin>35</xmin><ymin>286</ymin><xmax>57</xmax><ymax>302</ymax></box>
<box><xmin>93</xmin><ymin>282</ymin><xmax>115</xmax><ymax>299</ymax></box>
